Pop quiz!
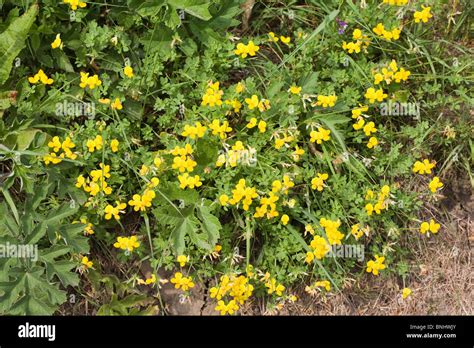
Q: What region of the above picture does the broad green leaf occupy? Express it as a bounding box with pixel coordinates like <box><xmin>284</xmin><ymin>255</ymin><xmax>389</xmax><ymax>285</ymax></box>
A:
<box><xmin>0</xmin><ymin>4</ymin><xmax>38</xmax><ymax>85</ymax></box>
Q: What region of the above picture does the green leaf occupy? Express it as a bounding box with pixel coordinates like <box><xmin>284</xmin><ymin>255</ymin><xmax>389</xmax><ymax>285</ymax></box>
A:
<box><xmin>0</xmin><ymin>4</ymin><xmax>38</xmax><ymax>86</ymax></box>
<box><xmin>171</xmin><ymin>214</ymin><xmax>199</xmax><ymax>254</ymax></box>
<box><xmin>197</xmin><ymin>204</ymin><xmax>221</xmax><ymax>247</ymax></box>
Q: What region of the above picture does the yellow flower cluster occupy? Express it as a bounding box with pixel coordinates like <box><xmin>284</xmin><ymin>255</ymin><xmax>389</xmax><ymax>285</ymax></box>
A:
<box><xmin>104</xmin><ymin>202</ymin><xmax>127</xmax><ymax>220</ymax></box>
<box><xmin>86</xmin><ymin>135</ymin><xmax>103</xmax><ymax>152</ymax></box>
<box><xmin>311</xmin><ymin>173</ymin><xmax>329</xmax><ymax>191</ymax></box>
<box><xmin>201</xmin><ymin>81</ymin><xmax>223</xmax><ymax>107</ymax></box>
<box><xmin>209</xmin><ymin>119</ymin><xmax>233</xmax><ymax>139</ymax></box>
<box><xmin>245</xmin><ymin>95</ymin><xmax>271</xmax><ymax>112</ymax></box>
<box><xmin>353</xmin><ymin>113</ymin><xmax>378</xmax><ymax>149</ymax></box>
<box><xmin>171</xmin><ymin>144</ymin><xmax>197</xmax><ymax>172</ymax></box>
<box><xmin>373</xmin><ymin>23</ymin><xmax>402</xmax><ymax>41</ymax></box>
<box><xmin>76</xmin><ymin>163</ymin><xmax>113</xmax><ymax>196</ymax></box>
<box><xmin>268</xmin><ymin>32</ymin><xmax>291</xmax><ymax>45</ymax></box>
<box><xmin>419</xmin><ymin>219</ymin><xmax>440</xmax><ymax>235</ymax></box>
<box><xmin>246</xmin><ymin>117</ymin><xmax>267</xmax><ymax>133</ymax></box>
<box><xmin>320</xmin><ymin>218</ymin><xmax>344</xmax><ymax>245</ymax></box>
<box><xmin>63</xmin><ymin>0</ymin><xmax>87</xmax><ymax>11</ymax></box>
<box><xmin>373</xmin><ymin>60</ymin><xmax>411</xmax><ymax>85</ymax></box>
<box><xmin>177</xmin><ymin>255</ymin><xmax>188</xmax><ymax>267</ymax></box>
<box><xmin>113</xmin><ymin>236</ymin><xmax>140</xmax><ymax>253</ymax></box>
<box><xmin>342</xmin><ymin>29</ymin><xmax>370</xmax><ymax>54</ymax></box>
<box><xmin>181</xmin><ymin>122</ymin><xmax>207</xmax><ymax>139</ymax></box>
<box><xmin>44</xmin><ymin>136</ymin><xmax>77</xmax><ymax>165</ymax></box>
<box><xmin>220</xmin><ymin>179</ymin><xmax>258</xmax><ymax>211</ymax></box>
<box><xmin>178</xmin><ymin>173</ymin><xmax>202</xmax><ymax>190</ymax></box>
<box><xmin>128</xmin><ymin>189</ymin><xmax>156</xmax><ymax>212</ymax></box>
<box><xmin>234</xmin><ymin>41</ymin><xmax>260</xmax><ymax>58</ymax></box>
<box><xmin>382</xmin><ymin>0</ymin><xmax>408</xmax><ymax>5</ymax></box>
<box><xmin>274</xmin><ymin>133</ymin><xmax>294</xmax><ymax>149</ymax></box>
<box><xmin>170</xmin><ymin>272</ymin><xmax>195</xmax><ymax>291</ymax></box>
<box><xmin>310</xmin><ymin>127</ymin><xmax>331</xmax><ymax>144</ymax></box>
<box><xmin>254</xmin><ymin>192</ymin><xmax>279</xmax><ymax>219</ymax></box>
<box><xmin>123</xmin><ymin>65</ymin><xmax>134</xmax><ymax>78</ymax></box>
<box><xmin>272</xmin><ymin>175</ymin><xmax>295</xmax><ymax>195</ymax></box>
<box><xmin>429</xmin><ymin>177</ymin><xmax>443</xmax><ymax>193</ymax></box>
<box><xmin>365</xmin><ymin>185</ymin><xmax>390</xmax><ymax>216</ymax></box>
<box><xmin>412</xmin><ymin>159</ymin><xmax>435</xmax><ymax>175</ymax></box>
<box><xmin>210</xmin><ymin>274</ymin><xmax>254</xmax><ymax>315</ymax></box>
<box><xmin>351</xmin><ymin>223</ymin><xmax>364</xmax><ymax>240</ymax></box>
<box><xmin>81</xmin><ymin>256</ymin><xmax>93</xmax><ymax>269</ymax></box>
<box><xmin>366</xmin><ymin>255</ymin><xmax>386</xmax><ymax>276</ymax></box>
<box><xmin>80</xmin><ymin>217</ymin><xmax>94</xmax><ymax>235</ymax></box>
<box><xmin>137</xmin><ymin>274</ymin><xmax>156</xmax><ymax>285</ymax></box>
<box><xmin>79</xmin><ymin>72</ymin><xmax>102</xmax><ymax>89</ymax></box>
<box><xmin>364</xmin><ymin>87</ymin><xmax>388</xmax><ymax>104</ymax></box>
<box><xmin>305</xmin><ymin>235</ymin><xmax>331</xmax><ymax>264</ymax></box>
<box><xmin>315</xmin><ymin>95</ymin><xmax>337</xmax><ymax>108</ymax></box>
<box><xmin>414</xmin><ymin>6</ymin><xmax>433</xmax><ymax>23</ymax></box>
<box><xmin>29</xmin><ymin>69</ymin><xmax>53</xmax><ymax>85</ymax></box>
<box><xmin>265</xmin><ymin>277</ymin><xmax>285</xmax><ymax>296</ymax></box>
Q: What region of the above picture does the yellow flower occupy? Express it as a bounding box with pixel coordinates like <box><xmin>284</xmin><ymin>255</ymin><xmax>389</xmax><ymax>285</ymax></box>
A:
<box><xmin>28</xmin><ymin>69</ymin><xmax>53</xmax><ymax>85</ymax></box>
<box><xmin>429</xmin><ymin>177</ymin><xmax>443</xmax><ymax>193</ymax></box>
<box><xmin>258</xmin><ymin>120</ymin><xmax>267</xmax><ymax>133</ymax></box>
<box><xmin>51</xmin><ymin>34</ymin><xmax>62</xmax><ymax>49</ymax></box>
<box><xmin>310</xmin><ymin>127</ymin><xmax>331</xmax><ymax>144</ymax></box>
<box><xmin>363</xmin><ymin>122</ymin><xmax>377</xmax><ymax>136</ymax></box>
<box><xmin>367</xmin><ymin>136</ymin><xmax>378</xmax><ymax>149</ymax></box>
<box><xmin>280</xmin><ymin>36</ymin><xmax>291</xmax><ymax>45</ymax></box>
<box><xmin>110</xmin><ymin>139</ymin><xmax>119</xmax><ymax>152</ymax></box>
<box><xmin>412</xmin><ymin>159</ymin><xmax>435</xmax><ymax>175</ymax></box>
<box><xmin>64</xmin><ymin>0</ymin><xmax>87</xmax><ymax>11</ymax></box>
<box><xmin>315</xmin><ymin>95</ymin><xmax>337</xmax><ymax>108</ymax></box>
<box><xmin>81</xmin><ymin>256</ymin><xmax>93</xmax><ymax>269</ymax></box>
<box><xmin>366</xmin><ymin>255</ymin><xmax>386</xmax><ymax>276</ymax></box>
<box><xmin>104</xmin><ymin>202</ymin><xmax>127</xmax><ymax>220</ymax></box>
<box><xmin>309</xmin><ymin>235</ymin><xmax>331</xmax><ymax>260</ymax></box>
<box><xmin>352</xmin><ymin>105</ymin><xmax>369</xmax><ymax>119</ymax></box>
<box><xmin>353</xmin><ymin>118</ymin><xmax>365</xmax><ymax>131</ymax></box>
<box><xmin>265</xmin><ymin>278</ymin><xmax>285</xmax><ymax>296</ymax></box>
<box><xmin>113</xmin><ymin>236</ymin><xmax>140</xmax><ymax>252</ymax></box>
<box><xmin>234</xmin><ymin>41</ymin><xmax>259</xmax><ymax>58</ymax></box>
<box><xmin>201</xmin><ymin>81</ymin><xmax>223</xmax><ymax>107</ymax></box>
<box><xmin>364</xmin><ymin>88</ymin><xmax>387</xmax><ymax>104</ymax></box>
<box><xmin>123</xmin><ymin>65</ymin><xmax>134</xmax><ymax>78</ymax></box>
<box><xmin>178</xmin><ymin>173</ymin><xmax>203</xmax><ymax>189</ymax></box>
<box><xmin>420</xmin><ymin>219</ymin><xmax>440</xmax><ymax>234</ymax></box>
<box><xmin>79</xmin><ymin>72</ymin><xmax>102</xmax><ymax>89</ymax></box>
<box><xmin>111</xmin><ymin>98</ymin><xmax>123</xmax><ymax>110</ymax></box>
<box><xmin>351</xmin><ymin>224</ymin><xmax>364</xmax><ymax>240</ymax></box>
<box><xmin>268</xmin><ymin>32</ymin><xmax>279</xmax><ymax>42</ymax></box>
<box><xmin>281</xmin><ymin>214</ymin><xmax>289</xmax><ymax>225</ymax></box>
<box><xmin>219</xmin><ymin>194</ymin><xmax>229</xmax><ymax>206</ymax></box>
<box><xmin>215</xmin><ymin>300</ymin><xmax>239</xmax><ymax>315</ymax></box>
<box><xmin>288</xmin><ymin>85</ymin><xmax>302</xmax><ymax>95</ymax></box>
<box><xmin>402</xmin><ymin>287</ymin><xmax>412</xmax><ymax>299</ymax></box>
<box><xmin>177</xmin><ymin>255</ymin><xmax>188</xmax><ymax>267</ymax></box>
<box><xmin>181</xmin><ymin>122</ymin><xmax>207</xmax><ymax>139</ymax></box>
<box><xmin>414</xmin><ymin>6</ymin><xmax>433</xmax><ymax>23</ymax></box>
<box><xmin>311</xmin><ymin>173</ymin><xmax>329</xmax><ymax>191</ymax></box>
<box><xmin>86</xmin><ymin>135</ymin><xmax>103</xmax><ymax>152</ymax></box>
<box><xmin>235</xmin><ymin>82</ymin><xmax>245</xmax><ymax>93</ymax></box>
<box><xmin>170</xmin><ymin>272</ymin><xmax>195</xmax><ymax>291</ymax></box>
<box><xmin>128</xmin><ymin>190</ymin><xmax>156</xmax><ymax>212</ymax></box>
<box><xmin>314</xmin><ymin>280</ymin><xmax>331</xmax><ymax>292</ymax></box>
<box><xmin>245</xmin><ymin>95</ymin><xmax>259</xmax><ymax>110</ymax></box>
